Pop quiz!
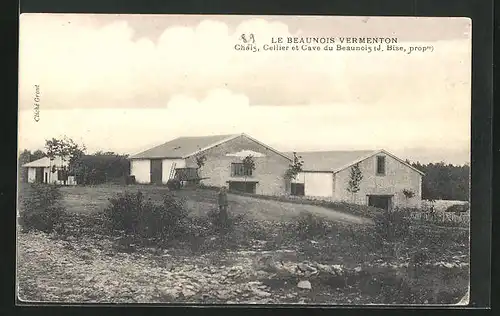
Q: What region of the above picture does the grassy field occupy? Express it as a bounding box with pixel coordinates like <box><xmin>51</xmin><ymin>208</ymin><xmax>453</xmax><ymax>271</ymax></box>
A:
<box><xmin>59</xmin><ymin>184</ymin><xmax>373</xmax><ymax>224</ymax></box>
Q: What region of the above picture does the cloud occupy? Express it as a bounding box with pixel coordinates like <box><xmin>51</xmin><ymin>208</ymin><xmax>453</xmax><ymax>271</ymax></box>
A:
<box><xmin>19</xmin><ymin>15</ymin><xmax>471</xmax><ymax>111</ymax></box>
<box><xmin>18</xmin><ymin>87</ymin><xmax>470</xmax><ymax>161</ymax></box>
<box><xmin>18</xmin><ymin>15</ymin><xmax>471</xmax><ymax>164</ymax></box>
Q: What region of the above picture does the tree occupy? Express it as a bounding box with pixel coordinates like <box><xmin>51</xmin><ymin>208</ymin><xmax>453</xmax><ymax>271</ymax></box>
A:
<box><xmin>346</xmin><ymin>163</ymin><xmax>363</xmax><ymax>203</ymax></box>
<box><xmin>18</xmin><ymin>150</ymin><xmax>32</xmax><ymax>183</ymax></box>
<box><xmin>242</xmin><ymin>155</ymin><xmax>256</xmax><ymax>193</ymax></box>
<box><xmin>195</xmin><ymin>146</ymin><xmax>207</xmax><ymax>184</ymax></box>
<box><xmin>45</xmin><ymin>138</ymin><xmax>63</xmax><ymax>184</ymax></box>
<box><xmin>402</xmin><ymin>188</ymin><xmax>415</xmax><ymax>200</ymax></box>
<box><xmin>32</xmin><ymin>150</ymin><xmax>46</xmax><ymax>161</ymax></box>
<box><xmin>195</xmin><ymin>154</ymin><xmax>207</xmax><ymax>169</ymax></box>
<box><xmin>409</xmin><ymin>161</ymin><xmax>469</xmax><ymax>201</ymax></box>
<box><xmin>45</xmin><ymin>136</ymin><xmax>86</xmax><ymax>185</ymax></box>
<box><xmin>284</xmin><ymin>152</ymin><xmax>304</xmax><ymax>195</ymax></box>
<box><xmin>93</xmin><ymin>151</ymin><xmax>118</xmax><ymax>156</ymax></box>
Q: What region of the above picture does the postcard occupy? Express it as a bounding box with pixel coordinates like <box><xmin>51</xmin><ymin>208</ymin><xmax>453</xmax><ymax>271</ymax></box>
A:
<box><xmin>17</xmin><ymin>14</ymin><xmax>471</xmax><ymax>305</ymax></box>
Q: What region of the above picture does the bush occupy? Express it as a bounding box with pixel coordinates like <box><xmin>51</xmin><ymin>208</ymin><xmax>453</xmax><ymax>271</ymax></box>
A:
<box><xmin>293</xmin><ymin>212</ymin><xmax>329</xmax><ymax>239</ymax></box>
<box><xmin>104</xmin><ymin>191</ymin><xmax>144</xmax><ymax>234</ymax></box>
<box><xmin>124</xmin><ymin>175</ymin><xmax>136</xmax><ymax>185</ymax></box>
<box><xmin>59</xmin><ymin>212</ymin><xmax>110</xmax><ymax>238</ymax></box>
<box><xmin>206</xmin><ymin>207</ymin><xmax>244</xmax><ymax>235</ymax></box>
<box><xmin>444</xmin><ymin>203</ymin><xmax>469</xmax><ymax>213</ymax></box>
<box><xmin>373</xmin><ymin>208</ymin><xmax>411</xmax><ymax>243</ymax></box>
<box><xmin>18</xmin><ymin>183</ymin><xmax>66</xmax><ymax>233</ymax></box>
<box><xmin>103</xmin><ymin>191</ymin><xmax>191</xmax><ymax>244</ymax></box>
<box><xmin>159</xmin><ymin>195</ymin><xmax>191</xmax><ymax>240</ymax></box>
<box><xmin>167</xmin><ymin>179</ymin><xmax>181</xmax><ymax>190</ymax></box>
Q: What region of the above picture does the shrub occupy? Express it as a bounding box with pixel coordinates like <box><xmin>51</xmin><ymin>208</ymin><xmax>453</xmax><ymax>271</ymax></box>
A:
<box><xmin>373</xmin><ymin>208</ymin><xmax>411</xmax><ymax>243</ymax></box>
<box><xmin>206</xmin><ymin>207</ymin><xmax>245</xmax><ymax>235</ymax></box>
<box><xmin>158</xmin><ymin>195</ymin><xmax>191</xmax><ymax>241</ymax></box>
<box><xmin>167</xmin><ymin>179</ymin><xmax>181</xmax><ymax>190</ymax></box>
<box><xmin>104</xmin><ymin>191</ymin><xmax>145</xmax><ymax>234</ymax></box>
<box><xmin>293</xmin><ymin>212</ymin><xmax>329</xmax><ymax>239</ymax></box>
<box><xmin>124</xmin><ymin>175</ymin><xmax>136</xmax><ymax>185</ymax></box>
<box><xmin>18</xmin><ymin>183</ymin><xmax>66</xmax><ymax>233</ymax></box>
<box><xmin>444</xmin><ymin>203</ymin><xmax>469</xmax><ymax>213</ymax></box>
<box><xmin>103</xmin><ymin>191</ymin><xmax>191</xmax><ymax>244</ymax></box>
<box><xmin>59</xmin><ymin>212</ymin><xmax>110</xmax><ymax>238</ymax></box>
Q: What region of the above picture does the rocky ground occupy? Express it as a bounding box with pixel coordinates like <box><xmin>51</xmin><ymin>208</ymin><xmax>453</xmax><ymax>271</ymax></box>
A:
<box><xmin>17</xmin><ymin>231</ymin><xmax>469</xmax><ymax>305</ymax></box>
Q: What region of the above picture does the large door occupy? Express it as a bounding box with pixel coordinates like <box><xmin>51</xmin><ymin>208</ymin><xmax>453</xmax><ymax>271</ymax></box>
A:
<box><xmin>291</xmin><ymin>183</ymin><xmax>305</xmax><ymax>196</ymax></box>
<box><xmin>34</xmin><ymin>167</ymin><xmax>44</xmax><ymax>183</ymax></box>
<box><xmin>228</xmin><ymin>181</ymin><xmax>256</xmax><ymax>194</ymax></box>
<box><xmin>368</xmin><ymin>195</ymin><xmax>393</xmax><ymax>210</ymax></box>
<box><xmin>150</xmin><ymin>159</ymin><xmax>163</xmax><ymax>185</ymax></box>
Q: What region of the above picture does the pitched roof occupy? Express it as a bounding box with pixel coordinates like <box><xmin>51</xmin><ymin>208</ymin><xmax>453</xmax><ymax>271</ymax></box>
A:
<box><xmin>129</xmin><ymin>134</ymin><xmax>239</xmax><ymax>159</ymax></box>
<box><xmin>289</xmin><ymin>150</ymin><xmax>375</xmax><ymax>172</ymax></box>
<box><xmin>288</xmin><ymin>149</ymin><xmax>425</xmax><ymax>175</ymax></box>
<box><xmin>22</xmin><ymin>156</ymin><xmax>68</xmax><ymax>168</ymax></box>
<box><xmin>130</xmin><ymin>133</ymin><xmax>292</xmax><ymax>161</ymax></box>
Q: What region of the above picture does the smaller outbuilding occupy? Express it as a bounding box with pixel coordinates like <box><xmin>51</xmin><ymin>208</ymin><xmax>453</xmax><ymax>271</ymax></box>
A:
<box><xmin>288</xmin><ymin>149</ymin><xmax>424</xmax><ymax>210</ymax></box>
<box><xmin>21</xmin><ymin>157</ymin><xmax>76</xmax><ymax>185</ymax></box>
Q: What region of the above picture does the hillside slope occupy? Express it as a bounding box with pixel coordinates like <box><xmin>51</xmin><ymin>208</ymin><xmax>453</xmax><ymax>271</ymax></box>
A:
<box><xmin>59</xmin><ymin>185</ymin><xmax>373</xmax><ymax>225</ymax></box>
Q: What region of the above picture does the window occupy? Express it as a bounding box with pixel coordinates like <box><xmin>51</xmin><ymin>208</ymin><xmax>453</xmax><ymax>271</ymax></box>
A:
<box><xmin>231</xmin><ymin>163</ymin><xmax>253</xmax><ymax>177</ymax></box>
<box><xmin>376</xmin><ymin>156</ymin><xmax>386</xmax><ymax>175</ymax></box>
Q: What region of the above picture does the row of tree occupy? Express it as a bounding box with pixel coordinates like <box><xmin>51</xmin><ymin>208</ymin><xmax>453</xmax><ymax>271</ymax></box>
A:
<box><xmin>410</xmin><ymin>162</ymin><xmax>470</xmax><ymax>201</ymax></box>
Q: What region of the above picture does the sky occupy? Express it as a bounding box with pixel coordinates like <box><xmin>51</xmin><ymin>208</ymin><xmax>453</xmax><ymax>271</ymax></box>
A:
<box><xmin>18</xmin><ymin>14</ymin><xmax>472</xmax><ymax>165</ymax></box>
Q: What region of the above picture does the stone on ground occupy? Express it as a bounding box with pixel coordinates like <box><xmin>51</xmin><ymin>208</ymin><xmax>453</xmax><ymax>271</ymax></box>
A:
<box><xmin>297</xmin><ymin>280</ymin><xmax>312</xmax><ymax>290</ymax></box>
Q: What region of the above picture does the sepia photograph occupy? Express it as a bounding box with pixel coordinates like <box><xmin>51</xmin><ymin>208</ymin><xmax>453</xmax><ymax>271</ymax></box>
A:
<box><xmin>17</xmin><ymin>14</ymin><xmax>471</xmax><ymax>305</ymax></box>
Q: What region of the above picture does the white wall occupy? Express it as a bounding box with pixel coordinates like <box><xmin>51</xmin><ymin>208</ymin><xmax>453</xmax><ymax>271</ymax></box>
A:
<box><xmin>303</xmin><ymin>172</ymin><xmax>334</xmax><ymax>197</ymax></box>
<box><xmin>162</xmin><ymin>159</ymin><xmax>186</xmax><ymax>183</ymax></box>
<box><xmin>27</xmin><ymin>168</ymin><xmax>36</xmax><ymax>183</ymax></box>
<box><xmin>27</xmin><ymin>167</ymin><xmax>75</xmax><ymax>185</ymax></box>
<box><xmin>27</xmin><ymin>167</ymin><xmax>55</xmax><ymax>183</ymax></box>
<box><xmin>130</xmin><ymin>159</ymin><xmax>151</xmax><ymax>184</ymax></box>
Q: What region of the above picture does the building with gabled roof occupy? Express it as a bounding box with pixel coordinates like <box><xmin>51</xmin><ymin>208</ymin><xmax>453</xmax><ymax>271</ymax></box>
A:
<box><xmin>129</xmin><ymin>134</ymin><xmax>239</xmax><ymax>160</ymax></box>
<box><xmin>129</xmin><ymin>133</ymin><xmax>292</xmax><ymax>195</ymax></box>
<box><xmin>21</xmin><ymin>156</ymin><xmax>76</xmax><ymax>185</ymax></box>
<box><xmin>287</xmin><ymin>149</ymin><xmax>424</xmax><ymax>209</ymax></box>
<box><xmin>129</xmin><ymin>133</ymin><xmax>423</xmax><ymax>209</ymax></box>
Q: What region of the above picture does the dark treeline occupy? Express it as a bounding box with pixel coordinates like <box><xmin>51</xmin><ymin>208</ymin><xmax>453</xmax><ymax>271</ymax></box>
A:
<box><xmin>74</xmin><ymin>152</ymin><xmax>130</xmax><ymax>185</ymax></box>
<box><xmin>410</xmin><ymin>162</ymin><xmax>470</xmax><ymax>201</ymax></box>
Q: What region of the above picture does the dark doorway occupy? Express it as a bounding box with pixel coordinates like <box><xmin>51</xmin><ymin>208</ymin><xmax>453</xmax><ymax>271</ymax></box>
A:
<box><xmin>34</xmin><ymin>167</ymin><xmax>44</xmax><ymax>183</ymax></box>
<box><xmin>150</xmin><ymin>159</ymin><xmax>163</xmax><ymax>185</ymax></box>
<box><xmin>291</xmin><ymin>183</ymin><xmax>305</xmax><ymax>196</ymax></box>
<box><xmin>228</xmin><ymin>181</ymin><xmax>257</xmax><ymax>194</ymax></box>
<box><xmin>368</xmin><ymin>195</ymin><xmax>393</xmax><ymax>210</ymax></box>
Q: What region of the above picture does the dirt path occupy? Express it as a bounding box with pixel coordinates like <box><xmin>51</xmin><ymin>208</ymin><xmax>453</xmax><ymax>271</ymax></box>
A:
<box><xmin>226</xmin><ymin>194</ymin><xmax>373</xmax><ymax>225</ymax></box>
